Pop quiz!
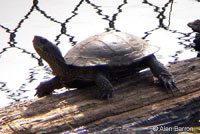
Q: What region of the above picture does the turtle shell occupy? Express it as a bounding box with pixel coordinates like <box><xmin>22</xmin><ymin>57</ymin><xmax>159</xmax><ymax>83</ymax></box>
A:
<box><xmin>64</xmin><ymin>31</ymin><xmax>159</xmax><ymax>67</ymax></box>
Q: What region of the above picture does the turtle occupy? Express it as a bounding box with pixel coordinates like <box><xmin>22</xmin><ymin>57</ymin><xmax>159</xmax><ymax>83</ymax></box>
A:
<box><xmin>33</xmin><ymin>30</ymin><xmax>177</xmax><ymax>99</ymax></box>
<box><xmin>188</xmin><ymin>19</ymin><xmax>200</xmax><ymax>33</ymax></box>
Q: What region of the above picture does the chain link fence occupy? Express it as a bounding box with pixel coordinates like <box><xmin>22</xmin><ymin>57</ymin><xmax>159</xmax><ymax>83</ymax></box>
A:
<box><xmin>0</xmin><ymin>0</ymin><xmax>198</xmax><ymax>106</ymax></box>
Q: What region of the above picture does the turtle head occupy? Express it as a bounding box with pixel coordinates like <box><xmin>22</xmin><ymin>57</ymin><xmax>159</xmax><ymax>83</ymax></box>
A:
<box><xmin>33</xmin><ymin>36</ymin><xmax>64</xmax><ymax>63</ymax></box>
<box><xmin>33</xmin><ymin>36</ymin><xmax>67</xmax><ymax>76</ymax></box>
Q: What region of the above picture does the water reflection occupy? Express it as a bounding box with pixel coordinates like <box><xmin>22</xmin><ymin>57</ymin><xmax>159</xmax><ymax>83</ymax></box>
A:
<box><xmin>0</xmin><ymin>0</ymin><xmax>199</xmax><ymax>108</ymax></box>
<box><xmin>86</xmin><ymin>0</ymin><xmax>128</xmax><ymax>30</ymax></box>
<box><xmin>143</xmin><ymin>0</ymin><xmax>173</xmax><ymax>30</ymax></box>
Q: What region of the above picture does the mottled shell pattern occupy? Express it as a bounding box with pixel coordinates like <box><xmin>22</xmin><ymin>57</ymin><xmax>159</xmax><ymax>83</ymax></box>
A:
<box><xmin>64</xmin><ymin>31</ymin><xmax>159</xmax><ymax>67</ymax></box>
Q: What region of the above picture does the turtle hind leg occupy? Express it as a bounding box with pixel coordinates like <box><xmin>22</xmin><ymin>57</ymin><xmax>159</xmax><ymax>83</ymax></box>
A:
<box><xmin>94</xmin><ymin>73</ymin><xmax>114</xmax><ymax>99</ymax></box>
<box><xmin>35</xmin><ymin>76</ymin><xmax>63</xmax><ymax>97</ymax></box>
<box><xmin>145</xmin><ymin>55</ymin><xmax>177</xmax><ymax>96</ymax></box>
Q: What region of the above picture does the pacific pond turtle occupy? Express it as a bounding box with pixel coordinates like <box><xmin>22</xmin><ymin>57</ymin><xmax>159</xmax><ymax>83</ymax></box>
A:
<box><xmin>33</xmin><ymin>31</ymin><xmax>177</xmax><ymax>99</ymax></box>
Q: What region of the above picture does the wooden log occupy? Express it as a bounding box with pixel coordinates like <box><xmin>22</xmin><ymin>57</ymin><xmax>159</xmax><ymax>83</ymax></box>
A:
<box><xmin>1</xmin><ymin>57</ymin><xmax>200</xmax><ymax>134</ymax></box>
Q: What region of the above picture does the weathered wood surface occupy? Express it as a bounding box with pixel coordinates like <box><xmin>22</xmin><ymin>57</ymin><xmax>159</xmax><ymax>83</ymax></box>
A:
<box><xmin>1</xmin><ymin>57</ymin><xmax>200</xmax><ymax>134</ymax></box>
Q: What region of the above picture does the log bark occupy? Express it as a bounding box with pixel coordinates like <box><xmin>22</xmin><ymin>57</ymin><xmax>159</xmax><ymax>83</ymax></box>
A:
<box><xmin>1</xmin><ymin>57</ymin><xmax>200</xmax><ymax>134</ymax></box>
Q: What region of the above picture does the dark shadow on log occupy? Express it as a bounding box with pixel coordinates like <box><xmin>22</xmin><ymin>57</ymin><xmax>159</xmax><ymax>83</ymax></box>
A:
<box><xmin>1</xmin><ymin>58</ymin><xmax>200</xmax><ymax>134</ymax></box>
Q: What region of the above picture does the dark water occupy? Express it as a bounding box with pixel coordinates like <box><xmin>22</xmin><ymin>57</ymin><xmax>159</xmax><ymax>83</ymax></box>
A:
<box><xmin>0</xmin><ymin>0</ymin><xmax>199</xmax><ymax>108</ymax></box>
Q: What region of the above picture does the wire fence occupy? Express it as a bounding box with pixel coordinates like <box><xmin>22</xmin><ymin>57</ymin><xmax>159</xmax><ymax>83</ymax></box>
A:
<box><xmin>0</xmin><ymin>0</ymin><xmax>197</xmax><ymax>105</ymax></box>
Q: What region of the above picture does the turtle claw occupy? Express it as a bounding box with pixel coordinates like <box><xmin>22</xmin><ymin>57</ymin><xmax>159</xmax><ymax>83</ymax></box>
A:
<box><xmin>158</xmin><ymin>74</ymin><xmax>177</xmax><ymax>96</ymax></box>
<box><xmin>35</xmin><ymin>88</ymin><xmax>52</xmax><ymax>98</ymax></box>
<box><xmin>99</xmin><ymin>89</ymin><xmax>114</xmax><ymax>100</ymax></box>
<box><xmin>34</xmin><ymin>82</ymin><xmax>54</xmax><ymax>98</ymax></box>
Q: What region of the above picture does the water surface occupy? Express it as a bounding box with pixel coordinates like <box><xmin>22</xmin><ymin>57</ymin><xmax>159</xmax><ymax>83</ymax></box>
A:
<box><xmin>0</xmin><ymin>0</ymin><xmax>199</xmax><ymax>108</ymax></box>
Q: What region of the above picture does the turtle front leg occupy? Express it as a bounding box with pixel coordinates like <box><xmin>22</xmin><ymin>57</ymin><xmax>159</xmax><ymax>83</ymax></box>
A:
<box><xmin>94</xmin><ymin>73</ymin><xmax>114</xmax><ymax>99</ymax></box>
<box><xmin>35</xmin><ymin>76</ymin><xmax>63</xmax><ymax>97</ymax></box>
<box><xmin>146</xmin><ymin>55</ymin><xmax>177</xmax><ymax>96</ymax></box>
